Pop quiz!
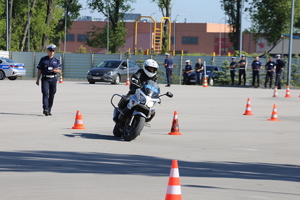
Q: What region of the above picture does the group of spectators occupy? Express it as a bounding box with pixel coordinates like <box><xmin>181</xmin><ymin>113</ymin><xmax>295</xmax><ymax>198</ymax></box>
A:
<box><xmin>164</xmin><ymin>53</ymin><xmax>285</xmax><ymax>88</ymax></box>
<box><xmin>229</xmin><ymin>54</ymin><xmax>285</xmax><ymax>89</ymax></box>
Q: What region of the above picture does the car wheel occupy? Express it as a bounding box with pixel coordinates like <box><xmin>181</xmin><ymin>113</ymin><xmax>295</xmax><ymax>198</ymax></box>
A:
<box><xmin>111</xmin><ymin>75</ymin><xmax>120</xmax><ymax>85</ymax></box>
<box><xmin>0</xmin><ymin>70</ymin><xmax>5</xmax><ymax>80</ymax></box>
<box><xmin>209</xmin><ymin>78</ymin><xmax>214</xmax><ymax>85</ymax></box>
<box><xmin>89</xmin><ymin>81</ymin><xmax>95</xmax><ymax>84</ymax></box>
<box><xmin>8</xmin><ymin>77</ymin><xmax>17</xmax><ymax>80</ymax></box>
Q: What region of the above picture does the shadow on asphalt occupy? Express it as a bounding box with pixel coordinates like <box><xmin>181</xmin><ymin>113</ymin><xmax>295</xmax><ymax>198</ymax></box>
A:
<box><xmin>64</xmin><ymin>133</ymin><xmax>119</xmax><ymax>141</ymax></box>
<box><xmin>0</xmin><ymin>150</ymin><xmax>299</xmax><ymax>185</ymax></box>
<box><xmin>0</xmin><ymin>112</ymin><xmax>43</xmax><ymax>117</ymax></box>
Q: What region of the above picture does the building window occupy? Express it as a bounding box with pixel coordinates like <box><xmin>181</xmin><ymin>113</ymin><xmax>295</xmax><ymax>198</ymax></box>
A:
<box><xmin>171</xmin><ymin>36</ymin><xmax>174</xmax><ymax>45</ymax></box>
<box><xmin>182</xmin><ymin>37</ymin><xmax>198</xmax><ymax>45</ymax></box>
<box><xmin>78</xmin><ymin>34</ymin><xmax>89</xmax><ymax>42</ymax></box>
<box><xmin>66</xmin><ymin>34</ymin><xmax>75</xmax><ymax>41</ymax></box>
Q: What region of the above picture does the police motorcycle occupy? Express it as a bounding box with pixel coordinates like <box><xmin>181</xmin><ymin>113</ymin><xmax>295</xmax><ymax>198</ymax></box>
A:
<box><xmin>111</xmin><ymin>80</ymin><xmax>173</xmax><ymax>141</ymax></box>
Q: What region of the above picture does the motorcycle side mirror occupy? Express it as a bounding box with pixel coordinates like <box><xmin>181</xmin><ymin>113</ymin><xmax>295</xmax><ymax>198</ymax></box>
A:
<box><xmin>166</xmin><ymin>92</ymin><xmax>173</xmax><ymax>98</ymax></box>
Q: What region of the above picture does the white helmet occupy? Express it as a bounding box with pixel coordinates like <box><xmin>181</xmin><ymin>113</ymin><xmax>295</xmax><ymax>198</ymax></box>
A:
<box><xmin>143</xmin><ymin>59</ymin><xmax>159</xmax><ymax>77</ymax></box>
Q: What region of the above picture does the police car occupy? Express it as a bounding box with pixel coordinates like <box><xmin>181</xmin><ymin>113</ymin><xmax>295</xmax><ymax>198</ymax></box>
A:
<box><xmin>0</xmin><ymin>57</ymin><xmax>26</xmax><ymax>80</ymax></box>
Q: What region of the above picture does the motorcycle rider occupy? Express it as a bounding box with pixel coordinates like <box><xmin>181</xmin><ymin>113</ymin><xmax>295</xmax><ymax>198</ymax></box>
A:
<box><xmin>117</xmin><ymin>59</ymin><xmax>159</xmax><ymax>119</ymax></box>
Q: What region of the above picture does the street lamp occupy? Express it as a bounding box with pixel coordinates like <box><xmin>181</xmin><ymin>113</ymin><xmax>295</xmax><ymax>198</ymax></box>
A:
<box><xmin>219</xmin><ymin>17</ymin><xmax>225</xmax><ymax>56</ymax></box>
<box><xmin>107</xmin><ymin>17</ymin><xmax>109</xmax><ymax>52</ymax></box>
<box><xmin>28</xmin><ymin>0</ymin><xmax>30</xmax><ymax>51</ymax></box>
<box><xmin>174</xmin><ymin>14</ymin><xmax>180</xmax><ymax>52</ymax></box>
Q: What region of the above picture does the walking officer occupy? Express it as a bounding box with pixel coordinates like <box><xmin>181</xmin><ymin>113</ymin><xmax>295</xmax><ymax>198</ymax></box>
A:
<box><xmin>229</xmin><ymin>57</ymin><xmax>237</xmax><ymax>85</ymax></box>
<box><xmin>275</xmin><ymin>54</ymin><xmax>285</xmax><ymax>89</ymax></box>
<box><xmin>264</xmin><ymin>56</ymin><xmax>276</xmax><ymax>88</ymax></box>
<box><xmin>251</xmin><ymin>56</ymin><xmax>262</xmax><ymax>87</ymax></box>
<box><xmin>238</xmin><ymin>55</ymin><xmax>247</xmax><ymax>85</ymax></box>
<box><xmin>36</xmin><ymin>44</ymin><xmax>61</xmax><ymax>116</ymax></box>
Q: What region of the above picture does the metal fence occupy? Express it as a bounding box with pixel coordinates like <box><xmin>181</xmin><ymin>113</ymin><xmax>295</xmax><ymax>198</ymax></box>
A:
<box><xmin>8</xmin><ymin>51</ymin><xmax>300</xmax><ymax>85</ymax></box>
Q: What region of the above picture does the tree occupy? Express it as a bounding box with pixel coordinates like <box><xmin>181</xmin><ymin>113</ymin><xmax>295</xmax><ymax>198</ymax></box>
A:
<box><xmin>221</xmin><ymin>0</ymin><xmax>248</xmax><ymax>51</ymax></box>
<box><xmin>150</xmin><ymin>0</ymin><xmax>172</xmax><ymax>53</ymax></box>
<box><xmin>0</xmin><ymin>0</ymin><xmax>80</xmax><ymax>52</ymax></box>
<box><xmin>249</xmin><ymin>0</ymin><xmax>300</xmax><ymax>44</ymax></box>
<box><xmin>86</xmin><ymin>0</ymin><xmax>134</xmax><ymax>53</ymax></box>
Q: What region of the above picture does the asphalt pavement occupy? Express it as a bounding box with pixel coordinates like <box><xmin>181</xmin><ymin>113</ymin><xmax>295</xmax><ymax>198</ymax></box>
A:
<box><xmin>0</xmin><ymin>79</ymin><xmax>300</xmax><ymax>200</ymax></box>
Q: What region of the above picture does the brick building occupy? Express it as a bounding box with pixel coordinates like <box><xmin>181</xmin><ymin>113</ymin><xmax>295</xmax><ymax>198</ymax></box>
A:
<box><xmin>60</xmin><ymin>18</ymin><xmax>256</xmax><ymax>55</ymax></box>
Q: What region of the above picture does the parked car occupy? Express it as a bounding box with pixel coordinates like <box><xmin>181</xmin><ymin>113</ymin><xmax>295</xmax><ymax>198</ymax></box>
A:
<box><xmin>0</xmin><ymin>57</ymin><xmax>26</xmax><ymax>80</ymax></box>
<box><xmin>87</xmin><ymin>59</ymin><xmax>140</xmax><ymax>84</ymax></box>
<box><xmin>183</xmin><ymin>65</ymin><xmax>222</xmax><ymax>85</ymax></box>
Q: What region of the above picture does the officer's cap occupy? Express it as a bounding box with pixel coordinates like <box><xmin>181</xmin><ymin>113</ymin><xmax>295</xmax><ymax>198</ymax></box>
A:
<box><xmin>241</xmin><ymin>55</ymin><xmax>246</xmax><ymax>57</ymax></box>
<box><xmin>231</xmin><ymin>57</ymin><xmax>236</xmax><ymax>59</ymax></box>
<box><xmin>165</xmin><ymin>53</ymin><xmax>170</xmax><ymax>56</ymax></box>
<box><xmin>276</xmin><ymin>54</ymin><xmax>281</xmax><ymax>58</ymax></box>
<box><xmin>185</xmin><ymin>60</ymin><xmax>190</xmax><ymax>63</ymax></box>
<box><xmin>46</xmin><ymin>44</ymin><xmax>56</xmax><ymax>51</ymax></box>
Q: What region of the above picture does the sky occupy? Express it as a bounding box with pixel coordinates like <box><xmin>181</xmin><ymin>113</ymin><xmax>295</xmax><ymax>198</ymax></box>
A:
<box><xmin>78</xmin><ymin>0</ymin><xmax>251</xmax><ymax>29</ymax></box>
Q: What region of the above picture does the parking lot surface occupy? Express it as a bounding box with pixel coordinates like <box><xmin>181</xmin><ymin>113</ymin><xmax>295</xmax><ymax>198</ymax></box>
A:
<box><xmin>1</xmin><ymin>80</ymin><xmax>300</xmax><ymax>200</ymax></box>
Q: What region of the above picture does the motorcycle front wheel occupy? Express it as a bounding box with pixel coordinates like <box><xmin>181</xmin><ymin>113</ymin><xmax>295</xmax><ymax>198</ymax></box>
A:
<box><xmin>123</xmin><ymin>115</ymin><xmax>146</xmax><ymax>141</ymax></box>
<box><xmin>113</xmin><ymin>121</ymin><xmax>124</xmax><ymax>137</ymax></box>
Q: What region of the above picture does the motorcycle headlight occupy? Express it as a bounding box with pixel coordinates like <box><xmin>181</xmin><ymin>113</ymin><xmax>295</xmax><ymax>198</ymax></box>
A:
<box><xmin>147</xmin><ymin>101</ymin><xmax>155</xmax><ymax>108</ymax></box>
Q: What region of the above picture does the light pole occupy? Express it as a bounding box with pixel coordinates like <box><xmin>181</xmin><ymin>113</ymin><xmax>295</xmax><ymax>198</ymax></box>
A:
<box><xmin>107</xmin><ymin>17</ymin><xmax>109</xmax><ymax>52</ymax></box>
<box><xmin>287</xmin><ymin>0</ymin><xmax>295</xmax><ymax>86</ymax></box>
<box><xmin>219</xmin><ymin>17</ymin><xmax>225</xmax><ymax>56</ymax></box>
<box><xmin>239</xmin><ymin>0</ymin><xmax>244</xmax><ymax>57</ymax></box>
<box><xmin>28</xmin><ymin>0</ymin><xmax>30</xmax><ymax>51</ymax></box>
<box><xmin>150</xmin><ymin>12</ymin><xmax>156</xmax><ymax>50</ymax></box>
<box><xmin>174</xmin><ymin>14</ymin><xmax>180</xmax><ymax>52</ymax></box>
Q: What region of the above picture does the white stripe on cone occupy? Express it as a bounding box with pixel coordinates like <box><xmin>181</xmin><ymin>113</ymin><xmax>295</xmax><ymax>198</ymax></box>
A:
<box><xmin>166</xmin><ymin>186</ymin><xmax>181</xmax><ymax>194</ymax></box>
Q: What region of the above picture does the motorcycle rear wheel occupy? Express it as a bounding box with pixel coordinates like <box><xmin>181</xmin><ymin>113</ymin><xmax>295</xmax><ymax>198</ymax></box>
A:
<box><xmin>123</xmin><ymin>115</ymin><xmax>145</xmax><ymax>141</ymax></box>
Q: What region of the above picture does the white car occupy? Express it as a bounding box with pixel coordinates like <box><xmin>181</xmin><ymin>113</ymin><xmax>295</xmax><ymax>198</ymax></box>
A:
<box><xmin>0</xmin><ymin>57</ymin><xmax>26</xmax><ymax>80</ymax></box>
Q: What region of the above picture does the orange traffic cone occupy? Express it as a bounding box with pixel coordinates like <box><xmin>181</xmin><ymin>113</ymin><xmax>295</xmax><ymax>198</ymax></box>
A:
<box><xmin>202</xmin><ymin>77</ymin><xmax>208</xmax><ymax>87</ymax></box>
<box><xmin>125</xmin><ymin>76</ymin><xmax>130</xmax><ymax>86</ymax></box>
<box><xmin>272</xmin><ymin>87</ymin><xmax>278</xmax><ymax>97</ymax></box>
<box><xmin>268</xmin><ymin>104</ymin><xmax>281</xmax><ymax>121</ymax></box>
<box><xmin>168</xmin><ymin>111</ymin><xmax>182</xmax><ymax>135</ymax></box>
<box><xmin>165</xmin><ymin>160</ymin><xmax>182</xmax><ymax>200</ymax></box>
<box><xmin>285</xmin><ymin>86</ymin><xmax>291</xmax><ymax>97</ymax></box>
<box><xmin>243</xmin><ymin>98</ymin><xmax>253</xmax><ymax>115</ymax></box>
<box><xmin>72</xmin><ymin>110</ymin><xmax>85</xmax><ymax>129</ymax></box>
<box><xmin>59</xmin><ymin>73</ymin><xmax>64</xmax><ymax>83</ymax></box>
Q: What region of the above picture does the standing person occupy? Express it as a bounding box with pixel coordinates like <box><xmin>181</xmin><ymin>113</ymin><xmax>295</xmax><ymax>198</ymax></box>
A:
<box><xmin>275</xmin><ymin>54</ymin><xmax>285</xmax><ymax>89</ymax></box>
<box><xmin>183</xmin><ymin>60</ymin><xmax>193</xmax><ymax>85</ymax></box>
<box><xmin>238</xmin><ymin>55</ymin><xmax>247</xmax><ymax>85</ymax></box>
<box><xmin>264</xmin><ymin>56</ymin><xmax>276</xmax><ymax>88</ymax></box>
<box><xmin>229</xmin><ymin>57</ymin><xmax>237</xmax><ymax>85</ymax></box>
<box><xmin>251</xmin><ymin>56</ymin><xmax>262</xmax><ymax>87</ymax></box>
<box><xmin>36</xmin><ymin>44</ymin><xmax>61</xmax><ymax>116</ymax></box>
<box><xmin>194</xmin><ymin>58</ymin><xmax>204</xmax><ymax>85</ymax></box>
<box><xmin>164</xmin><ymin>53</ymin><xmax>173</xmax><ymax>87</ymax></box>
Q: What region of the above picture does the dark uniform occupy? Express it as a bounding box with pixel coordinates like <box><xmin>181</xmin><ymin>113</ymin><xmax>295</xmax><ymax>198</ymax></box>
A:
<box><xmin>238</xmin><ymin>56</ymin><xmax>247</xmax><ymax>85</ymax></box>
<box><xmin>194</xmin><ymin>60</ymin><xmax>204</xmax><ymax>85</ymax></box>
<box><xmin>183</xmin><ymin>63</ymin><xmax>193</xmax><ymax>85</ymax></box>
<box><xmin>251</xmin><ymin>58</ymin><xmax>262</xmax><ymax>87</ymax></box>
<box><xmin>275</xmin><ymin>55</ymin><xmax>285</xmax><ymax>89</ymax></box>
<box><xmin>229</xmin><ymin>57</ymin><xmax>237</xmax><ymax>85</ymax></box>
<box><xmin>164</xmin><ymin>53</ymin><xmax>173</xmax><ymax>87</ymax></box>
<box><xmin>264</xmin><ymin>59</ymin><xmax>276</xmax><ymax>88</ymax></box>
<box><xmin>36</xmin><ymin>44</ymin><xmax>61</xmax><ymax>116</ymax></box>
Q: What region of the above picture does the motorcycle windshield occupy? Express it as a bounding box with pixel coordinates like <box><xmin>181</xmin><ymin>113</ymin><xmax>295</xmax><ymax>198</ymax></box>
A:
<box><xmin>141</xmin><ymin>80</ymin><xmax>160</xmax><ymax>98</ymax></box>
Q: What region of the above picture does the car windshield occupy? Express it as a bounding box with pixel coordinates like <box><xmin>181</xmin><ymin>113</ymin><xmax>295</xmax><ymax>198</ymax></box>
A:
<box><xmin>1</xmin><ymin>58</ymin><xmax>15</xmax><ymax>63</ymax></box>
<box><xmin>96</xmin><ymin>61</ymin><xmax>122</xmax><ymax>68</ymax></box>
<box><xmin>141</xmin><ymin>80</ymin><xmax>160</xmax><ymax>98</ymax></box>
<box><xmin>206</xmin><ymin>66</ymin><xmax>218</xmax><ymax>73</ymax></box>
